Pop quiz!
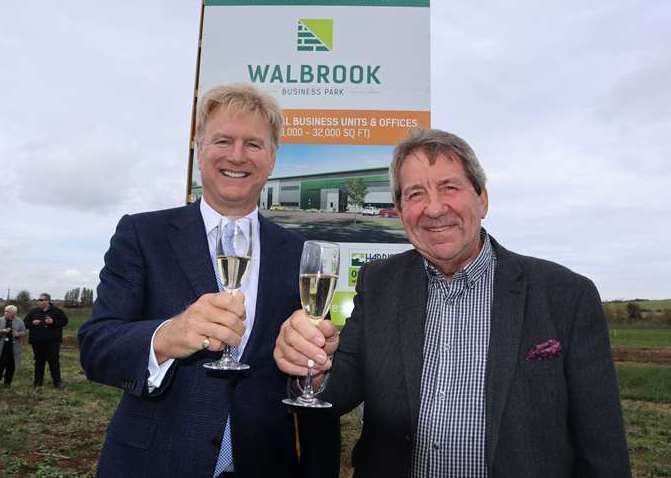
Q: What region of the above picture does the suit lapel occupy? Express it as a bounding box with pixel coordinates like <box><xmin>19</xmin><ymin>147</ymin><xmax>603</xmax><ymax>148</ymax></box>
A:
<box><xmin>397</xmin><ymin>251</ymin><xmax>429</xmax><ymax>433</ymax></box>
<box><xmin>485</xmin><ymin>239</ymin><xmax>526</xmax><ymax>468</ymax></box>
<box><xmin>240</xmin><ymin>215</ymin><xmax>288</xmax><ymax>365</ymax></box>
<box><xmin>168</xmin><ymin>201</ymin><xmax>218</xmax><ymax>299</ymax></box>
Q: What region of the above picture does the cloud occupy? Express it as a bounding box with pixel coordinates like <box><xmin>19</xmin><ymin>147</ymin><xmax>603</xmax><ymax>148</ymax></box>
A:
<box><xmin>8</xmin><ymin>132</ymin><xmax>189</xmax><ymax>216</ymax></box>
<box><xmin>597</xmin><ymin>55</ymin><xmax>671</xmax><ymax>126</ymax></box>
<box><xmin>429</xmin><ymin>0</ymin><xmax>671</xmax><ymax>300</ymax></box>
<box><xmin>63</xmin><ymin>270</ymin><xmax>84</xmax><ymax>279</ymax></box>
<box><xmin>0</xmin><ymin>0</ymin><xmax>197</xmax><ymax>216</ymax></box>
<box><xmin>11</xmin><ymin>136</ymin><xmax>132</xmax><ymax>213</ymax></box>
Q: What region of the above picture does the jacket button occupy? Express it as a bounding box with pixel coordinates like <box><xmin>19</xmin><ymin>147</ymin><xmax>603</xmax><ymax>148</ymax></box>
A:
<box><xmin>212</xmin><ymin>435</ymin><xmax>222</xmax><ymax>447</ymax></box>
<box><xmin>404</xmin><ymin>434</ymin><xmax>411</xmax><ymax>442</ymax></box>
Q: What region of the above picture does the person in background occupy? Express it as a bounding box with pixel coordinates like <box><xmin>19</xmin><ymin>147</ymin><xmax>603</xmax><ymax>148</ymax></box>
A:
<box><xmin>78</xmin><ymin>83</ymin><xmax>339</xmax><ymax>478</ymax></box>
<box><xmin>275</xmin><ymin>128</ymin><xmax>631</xmax><ymax>477</ymax></box>
<box><xmin>0</xmin><ymin>305</ymin><xmax>27</xmax><ymax>387</ymax></box>
<box><xmin>24</xmin><ymin>293</ymin><xmax>68</xmax><ymax>389</ymax></box>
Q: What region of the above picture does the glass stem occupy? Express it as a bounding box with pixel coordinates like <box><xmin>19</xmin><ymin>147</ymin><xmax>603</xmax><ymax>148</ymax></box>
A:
<box><xmin>221</xmin><ymin>288</ymin><xmax>237</xmax><ymax>363</ymax></box>
<box><xmin>303</xmin><ymin>364</ymin><xmax>315</xmax><ymax>399</ymax></box>
<box><xmin>221</xmin><ymin>345</ymin><xmax>234</xmax><ymax>362</ymax></box>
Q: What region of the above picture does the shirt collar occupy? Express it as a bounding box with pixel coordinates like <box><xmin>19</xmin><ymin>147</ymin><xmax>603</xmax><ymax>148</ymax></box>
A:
<box><xmin>200</xmin><ymin>197</ymin><xmax>259</xmax><ymax>237</ymax></box>
<box><xmin>424</xmin><ymin>229</ymin><xmax>494</xmax><ymax>287</ymax></box>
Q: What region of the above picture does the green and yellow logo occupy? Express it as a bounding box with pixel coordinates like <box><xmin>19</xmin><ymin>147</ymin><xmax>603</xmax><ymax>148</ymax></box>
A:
<box><xmin>349</xmin><ymin>253</ymin><xmax>365</xmax><ymax>286</ymax></box>
<box><xmin>246</xmin><ymin>19</ymin><xmax>382</xmax><ymax>85</ymax></box>
<box><xmin>351</xmin><ymin>253</ymin><xmax>366</xmax><ymax>267</ymax></box>
<box><xmin>297</xmin><ymin>19</ymin><xmax>333</xmax><ymax>52</ymax></box>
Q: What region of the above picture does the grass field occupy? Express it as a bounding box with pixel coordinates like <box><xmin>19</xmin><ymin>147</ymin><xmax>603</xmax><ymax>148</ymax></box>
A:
<box><xmin>622</xmin><ymin>400</ymin><xmax>671</xmax><ymax>477</ymax></box>
<box><xmin>63</xmin><ymin>308</ymin><xmax>89</xmax><ymax>333</ymax></box>
<box><xmin>617</xmin><ymin>363</ymin><xmax>671</xmax><ymax>403</ymax></box>
<box><xmin>610</xmin><ymin>328</ymin><xmax>671</xmax><ymax>348</ymax></box>
<box><xmin>0</xmin><ymin>308</ymin><xmax>669</xmax><ymax>477</ymax></box>
<box><xmin>0</xmin><ymin>346</ymin><xmax>120</xmax><ymax>477</ymax></box>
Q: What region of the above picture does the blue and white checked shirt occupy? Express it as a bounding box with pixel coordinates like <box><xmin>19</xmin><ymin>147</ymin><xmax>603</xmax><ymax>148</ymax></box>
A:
<box><xmin>411</xmin><ymin>231</ymin><xmax>496</xmax><ymax>477</ymax></box>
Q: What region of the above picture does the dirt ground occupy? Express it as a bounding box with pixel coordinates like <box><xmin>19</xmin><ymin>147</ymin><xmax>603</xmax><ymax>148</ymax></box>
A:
<box><xmin>612</xmin><ymin>347</ymin><xmax>671</xmax><ymax>364</ymax></box>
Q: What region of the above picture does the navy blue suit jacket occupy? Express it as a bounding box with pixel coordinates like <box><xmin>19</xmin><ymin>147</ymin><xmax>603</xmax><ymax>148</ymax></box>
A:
<box><xmin>79</xmin><ymin>201</ymin><xmax>339</xmax><ymax>478</ymax></box>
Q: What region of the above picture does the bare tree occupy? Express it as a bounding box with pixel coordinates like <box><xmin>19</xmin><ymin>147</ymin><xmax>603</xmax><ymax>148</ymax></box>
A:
<box><xmin>65</xmin><ymin>287</ymin><xmax>81</xmax><ymax>307</ymax></box>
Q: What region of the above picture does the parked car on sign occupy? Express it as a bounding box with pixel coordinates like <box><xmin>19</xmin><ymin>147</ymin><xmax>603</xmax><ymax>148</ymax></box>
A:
<box><xmin>378</xmin><ymin>207</ymin><xmax>399</xmax><ymax>218</ymax></box>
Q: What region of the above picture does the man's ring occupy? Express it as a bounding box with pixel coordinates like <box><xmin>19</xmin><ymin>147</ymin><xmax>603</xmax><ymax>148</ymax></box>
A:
<box><xmin>201</xmin><ymin>338</ymin><xmax>210</xmax><ymax>349</ymax></box>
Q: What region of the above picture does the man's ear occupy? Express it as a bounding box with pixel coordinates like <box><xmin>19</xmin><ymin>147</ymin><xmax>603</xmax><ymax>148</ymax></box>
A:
<box><xmin>479</xmin><ymin>188</ymin><xmax>489</xmax><ymax>219</ymax></box>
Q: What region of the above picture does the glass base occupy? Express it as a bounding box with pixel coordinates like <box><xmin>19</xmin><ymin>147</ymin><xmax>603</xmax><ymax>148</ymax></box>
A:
<box><xmin>203</xmin><ymin>358</ymin><xmax>250</xmax><ymax>371</ymax></box>
<box><xmin>282</xmin><ymin>397</ymin><xmax>332</xmax><ymax>409</ymax></box>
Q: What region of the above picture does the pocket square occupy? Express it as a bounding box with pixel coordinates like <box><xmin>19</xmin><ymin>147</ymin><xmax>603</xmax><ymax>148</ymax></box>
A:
<box><xmin>526</xmin><ymin>339</ymin><xmax>561</xmax><ymax>360</ymax></box>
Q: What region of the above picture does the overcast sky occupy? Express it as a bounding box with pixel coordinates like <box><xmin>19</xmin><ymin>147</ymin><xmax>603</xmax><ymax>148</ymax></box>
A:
<box><xmin>1</xmin><ymin>1</ymin><xmax>669</xmax><ymax>301</ymax></box>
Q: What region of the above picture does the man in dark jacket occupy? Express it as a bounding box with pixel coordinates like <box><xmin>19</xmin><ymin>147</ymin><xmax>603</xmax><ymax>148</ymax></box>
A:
<box><xmin>275</xmin><ymin>129</ymin><xmax>630</xmax><ymax>477</ymax></box>
<box><xmin>25</xmin><ymin>293</ymin><xmax>68</xmax><ymax>388</ymax></box>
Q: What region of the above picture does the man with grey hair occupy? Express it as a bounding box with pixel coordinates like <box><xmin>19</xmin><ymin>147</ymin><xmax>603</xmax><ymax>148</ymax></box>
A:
<box><xmin>275</xmin><ymin>128</ymin><xmax>630</xmax><ymax>477</ymax></box>
<box><xmin>79</xmin><ymin>83</ymin><xmax>338</xmax><ymax>478</ymax></box>
<box><xmin>0</xmin><ymin>304</ymin><xmax>27</xmax><ymax>387</ymax></box>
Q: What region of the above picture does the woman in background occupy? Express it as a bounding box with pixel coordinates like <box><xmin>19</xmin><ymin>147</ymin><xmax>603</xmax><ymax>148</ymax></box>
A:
<box><xmin>0</xmin><ymin>304</ymin><xmax>27</xmax><ymax>387</ymax></box>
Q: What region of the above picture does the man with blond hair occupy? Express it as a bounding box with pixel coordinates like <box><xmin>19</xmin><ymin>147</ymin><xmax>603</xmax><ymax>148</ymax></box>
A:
<box><xmin>79</xmin><ymin>84</ymin><xmax>339</xmax><ymax>478</ymax></box>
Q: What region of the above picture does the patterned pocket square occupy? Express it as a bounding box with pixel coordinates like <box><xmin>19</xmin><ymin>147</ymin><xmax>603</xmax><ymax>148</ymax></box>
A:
<box><xmin>526</xmin><ymin>339</ymin><xmax>562</xmax><ymax>360</ymax></box>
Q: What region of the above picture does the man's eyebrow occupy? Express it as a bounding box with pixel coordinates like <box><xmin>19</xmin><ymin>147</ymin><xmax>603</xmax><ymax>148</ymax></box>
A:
<box><xmin>208</xmin><ymin>133</ymin><xmax>266</xmax><ymax>144</ymax></box>
<box><xmin>244</xmin><ymin>135</ymin><xmax>267</xmax><ymax>143</ymax></box>
<box><xmin>402</xmin><ymin>183</ymin><xmax>425</xmax><ymax>194</ymax></box>
<box><xmin>436</xmin><ymin>177</ymin><xmax>464</xmax><ymax>185</ymax></box>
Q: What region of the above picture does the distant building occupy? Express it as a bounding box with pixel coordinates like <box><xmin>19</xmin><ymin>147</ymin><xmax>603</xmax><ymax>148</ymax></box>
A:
<box><xmin>260</xmin><ymin>167</ymin><xmax>392</xmax><ymax>212</ymax></box>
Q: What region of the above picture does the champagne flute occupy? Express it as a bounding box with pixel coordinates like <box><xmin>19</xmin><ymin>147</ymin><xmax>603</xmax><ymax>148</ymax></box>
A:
<box><xmin>283</xmin><ymin>240</ymin><xmax>339</xmax><ymax>408</ymax></box>
<box><xmin>203</xmin><ymin>218</ymin><xmax>252</xmax><ymax>371</ymax></box>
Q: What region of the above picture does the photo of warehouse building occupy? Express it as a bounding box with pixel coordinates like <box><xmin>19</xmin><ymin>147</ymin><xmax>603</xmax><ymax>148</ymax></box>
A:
<box><xmin>259</xmin><ymin>167</ymin><xmax>392</xmax><ymax>212</ymax></box>
<box><xmin>189</xmin><ymin>165</ymin><xmax>405</xmax><ymax>243</ymax></box>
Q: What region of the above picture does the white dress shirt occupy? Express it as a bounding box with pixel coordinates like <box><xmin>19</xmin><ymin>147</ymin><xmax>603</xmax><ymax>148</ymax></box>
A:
<box><xmin>147</xmin><ymin>198</ymin><xmax>261</xmax><ymax>391</ymax></box>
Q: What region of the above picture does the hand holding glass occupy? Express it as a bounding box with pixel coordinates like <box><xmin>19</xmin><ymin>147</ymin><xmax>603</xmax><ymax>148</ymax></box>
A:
<box><xmin>283</xmin><ymin>240</ymin><xmax>339</xmax><ymax>408</ymax></box>
<box><xmin>203</xmin><ymin>219</ymin><xmax>252</xmax><ymax>371</ymax></box>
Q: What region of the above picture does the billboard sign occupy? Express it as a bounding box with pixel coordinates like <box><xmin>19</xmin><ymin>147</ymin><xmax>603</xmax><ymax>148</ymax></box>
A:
<box><xmin>190</xmin><ymin>0</ymin><xmax>430</xmax><ymax>325</ymax></box>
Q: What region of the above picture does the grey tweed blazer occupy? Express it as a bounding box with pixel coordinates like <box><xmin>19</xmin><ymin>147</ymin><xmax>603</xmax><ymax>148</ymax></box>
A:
<box><xmin>326</xmin><ymin>236</ymin><xmax>630</xmax><ymax>478</ymax></box>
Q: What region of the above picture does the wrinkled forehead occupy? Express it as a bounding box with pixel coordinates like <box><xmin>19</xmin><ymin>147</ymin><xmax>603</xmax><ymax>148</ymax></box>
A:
<box><xmin>400</xmin><ymin>149</ymin><xmax>463</xmax><ymax>180</ymax></box>
<box><xmin>203</xmin><ymin>106</ymin><xmax>272</xmax><ymax>138</ymax></box>
<box><xmin>206</xmin><ymin>103</ymin><xmax>268</xmax><ymax>126</ymax></box>
<box><xmin>400</xmin><ymin>147</ymin><xmax>478</xmax><ymax>192</ymax></box>
<box><xmin>407</xmin><ymin>146</ymin><xmax>460</xmax><ymax>166</ymax></box>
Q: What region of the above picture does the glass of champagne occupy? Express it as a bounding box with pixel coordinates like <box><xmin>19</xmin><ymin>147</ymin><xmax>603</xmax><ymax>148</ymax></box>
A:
<box><xmin>203</xmin><ymin>218</ymin><xmax>252</xmax><ymax>371</ymax></box>
<box><xmin>282</xmin><ymin>240</ymin><xmax>339</xmax><ymax>408</ymax></box>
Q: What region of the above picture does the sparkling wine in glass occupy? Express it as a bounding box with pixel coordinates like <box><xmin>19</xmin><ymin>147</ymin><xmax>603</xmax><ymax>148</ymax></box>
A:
<box><xmin>203</xmin><ymin>218</ymin><xmax>252</xmax><ymax>371</ymax></box>
<box><xmin>283</xmin><ymin>240</ymin><xmax>339</xmax><ymax>408</ymax></box>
